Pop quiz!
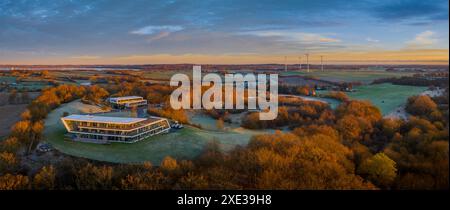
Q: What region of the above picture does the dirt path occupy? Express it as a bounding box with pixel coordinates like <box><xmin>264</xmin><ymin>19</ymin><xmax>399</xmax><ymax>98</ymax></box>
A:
<box><xmin>421</xmin><ymin>88</ymin><xmax>445</xmax><ymax>97</ymax></box>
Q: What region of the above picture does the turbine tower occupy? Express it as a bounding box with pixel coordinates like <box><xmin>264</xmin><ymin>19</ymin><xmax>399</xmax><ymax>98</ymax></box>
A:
<box><xmin>284</xmin><ymin>56</ymin><xmax>287</xmax><ymax>72</ymax></box>
<box><xmin>305</xmin><ymin>53</ymin><xmax>310</xmax><ymax>73</ymax></box>
<box><xmin>298</xmin><ymin>56</ymin><xmax>302</xmax><ymax>70</ymax></box>
<box><xmin>320</xmin><ymin>55</ymin><xmax>324</xmax><ymax>72</ymax></box>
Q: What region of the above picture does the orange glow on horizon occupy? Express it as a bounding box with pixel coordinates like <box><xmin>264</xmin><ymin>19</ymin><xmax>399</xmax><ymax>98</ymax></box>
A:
<box><xmin>1</xmin><ymin>49</ymin><xmax>448</xmax><ymax>65</ymax></box>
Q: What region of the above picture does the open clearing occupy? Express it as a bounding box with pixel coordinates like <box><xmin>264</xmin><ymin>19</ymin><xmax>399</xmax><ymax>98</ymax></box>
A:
<box><xmin>316</xmin><ymin>83</ymin><xmax>428</xmax><ymax>115</ymax></box>
<box><xmin>281</xmin><ymin>69</ymin><xmax>416</xmax><ymax>84</ymax></box>
<box><xmin>142</xmin><ymin>70</ymin><xmax>192</xmax><ymax>80</ymax></box>
<box><xmin>0</xmin><ymin>76</ymin><xmax>17</xmax><ymax>84</ymax></box>
<box><xmin>43</xmin><ymin>100</ymin><xmax>272</xmax><ymax>164</ymax></box>
<box><xmin>347</xmin><ymin>83</ymin><xmax>427</xmax><ymax>114</ymax></box>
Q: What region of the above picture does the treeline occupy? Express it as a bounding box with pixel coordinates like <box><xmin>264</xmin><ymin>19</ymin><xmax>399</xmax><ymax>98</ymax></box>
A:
<box><xmin>242</xmin><ymin>100</ymin><xmax>333</xmax><ymax>129</ymax></box>
<box><xmin>6</xmin><ymin>90</ymin><xmax>32</xmax><ymax>105</ymax></box>
<box><xmin>241</xmin><ymin>94</ymin><xmax>448</xmax><ymax>189</ymax></box>
<box><xmin>380</xmin><ymin>94</ymin><xmax>448</xmax><ymax>188</ymax></box>
<box><xmin>148</xmin><ymin>106</ymin><xmax>189</xmax><ymax>124</ymax></box>
<box><xmin>0</xmin><ymin>84</ymin><xmax>110</xmax><ymax>184</ymax></box>
<box><xmin>323</xmin><ymin>91</ymin><xmax>349</xmax><ymax>102</ymax></box>
<box><xmin>0</xmin><ymin>136</ymin><xmax>375</xmax><ymax>190</ymax></box>
<box><xmin>279</xmin><ymin>84</ymin><xmax>321</xmax><ymax>96</ymax></box>
<box><xmin>105</xmin><ymin>79</ymin><xmax>173</xmax><ymax>105</ymax></box>
<box><xmin>372</xmin><ymin>73</ymin><xmax>449</xmax><ymax>87</ymax></box>
<box><xmin>8</xmin><ymin>85</ymin><xmax>88</xmax><ymax>154</ymax></box>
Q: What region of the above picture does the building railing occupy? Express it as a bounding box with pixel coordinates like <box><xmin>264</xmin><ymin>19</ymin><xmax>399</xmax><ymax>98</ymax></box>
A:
<box><xmin>66</xmin><ymin>118</ymin><xmax>161</xmax><ymax>131</ymax></box>
<box><xmin>125</xmin><ymin>100</ymin><xmax>148</xmax><ymax>107</ymax></box>
<box><xmin>115</xmin><ymin>99</ymin><xmax>146</xmax><ymax>104</ymax></box>
<box><xmin>67</xmin><ymin>120</ymin><xmax>170</xmax><ymax>137</ymax></box>
<box><xmin>69</xmin><ymin>121</ymin><xmax>170</xmax><ymax>139</ymax></box>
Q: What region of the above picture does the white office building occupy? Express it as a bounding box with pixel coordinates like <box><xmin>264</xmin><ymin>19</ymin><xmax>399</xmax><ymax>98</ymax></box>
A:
<box><xmin>108</xmin><ymin>96</ymin><xmax>148</xmax><ymax>109</ymax></box>
<box><xmin>61</xmin><ymin>114</ymin><xmax>170</xmax><ymax>143</ymax></box>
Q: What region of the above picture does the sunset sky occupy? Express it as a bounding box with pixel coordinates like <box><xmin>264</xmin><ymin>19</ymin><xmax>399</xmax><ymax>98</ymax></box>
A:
<box><xmin>0</xmin><ymin>0</ymin><xmax>448</xmax><ymax>65</ymax></box>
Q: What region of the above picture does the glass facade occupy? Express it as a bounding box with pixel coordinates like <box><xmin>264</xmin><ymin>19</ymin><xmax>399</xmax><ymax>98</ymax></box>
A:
<box><xmin>109</xmin><ymin>97</ymin><xmax>148</xmax><ymax>109</ymax></box>
<box><xmin>63</xmin><ymin>118</ymin><xmax>170</xmax><ymax>143</ymax></box>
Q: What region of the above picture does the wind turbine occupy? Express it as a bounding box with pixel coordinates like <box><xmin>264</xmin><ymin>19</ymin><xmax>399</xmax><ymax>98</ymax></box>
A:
<box><xmin>320</xmin><ymin>55</ymin><xmax>324</xmax><ymax>72</ymax></box>
<box><xmin>298</xmin><ymin>56</ymin><xmax>302</xmax><ymax>70</ymax></box>
<box><xmin>305</xmin><ymin>53</ymin><xmax>310</xmax><ymax>73</ymax></box>
<box><xmin>284</xmin><ymin>56</ymin><xmax>287</xmax><ymax>72</ymax></box>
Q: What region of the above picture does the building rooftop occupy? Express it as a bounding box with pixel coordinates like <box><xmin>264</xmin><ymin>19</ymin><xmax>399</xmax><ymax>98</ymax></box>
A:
<box><xmin>62</xmin><ymin>114</ymin><xmax>147</xmax><ymax>124</ymax></box>
<box><xmin>109</xmin><ymin>96</ymin><xmax>143</xmax><ymax>100</ymax></box>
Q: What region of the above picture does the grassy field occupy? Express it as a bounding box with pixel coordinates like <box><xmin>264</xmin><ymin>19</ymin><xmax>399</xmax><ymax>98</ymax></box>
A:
<box><xmin>11</xmin><ymin>81</ymin><xmax>51</xmax><ymax>91</ymax></box>
<box><xmin>0</xmin><ymin>76</ymin><xmax>17</xmax><ymax>84</ymax></box>
<box><xmin>44</xmin><ymin>125</ymin><xmax>267</xmax><ymax>164</ymax></box>
<box><xmin>188</xmin><ymin>111</ymin><xmax>245</xmax><ymax>131</ymax></box>
<box><xmin>43</xmin><ymin>101</ymin><xmax>271</xmax><ymax>164</ymax></box>
<box><xmin>141</xmin><ymin>69</ymin><xmax>408</xmax><ymax>84</ymax></box>
<box><xmin>74</xmin><ymin>79</ymin><xmax>91</xmax><ymax>84</ymax></box>
<box><xmin>142</xmin><ymin>70</ymin><xmax>192</xmax><ymax>80</ymax></box>
<box><xmin>49</xmin><ymin>71</ymin><xmax>106</xmax><ymax>78</ymax></box>
<box><xmin>281</xmin><ymin>69</ymin><xmax>416</xmax><ymax>84</ymax></box>
<box><xmin>347</xmin><ymin>83</ymin><xmax>427</xmax><ymax>114</ymax></box>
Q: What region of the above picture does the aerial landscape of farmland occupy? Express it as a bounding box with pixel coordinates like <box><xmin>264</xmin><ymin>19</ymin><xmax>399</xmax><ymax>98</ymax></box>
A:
<box><xmin>0</xmin><ymin>0</ymin><xmax>448</xmax><ymax>198</ymax></box>
<box><xmin>1</xmin><ymin>65</ymin><xmax>445</xmax><ymax>166</ymax></box>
